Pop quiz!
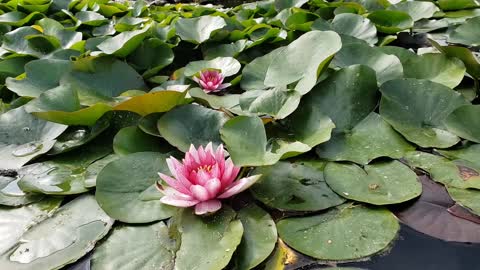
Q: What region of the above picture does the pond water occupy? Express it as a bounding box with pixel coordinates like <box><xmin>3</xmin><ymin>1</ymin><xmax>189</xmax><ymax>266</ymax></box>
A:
<box><xmin>66</xmin><ymin>224</ymin><xmax>480</xmax><ymax>270</ymax></box>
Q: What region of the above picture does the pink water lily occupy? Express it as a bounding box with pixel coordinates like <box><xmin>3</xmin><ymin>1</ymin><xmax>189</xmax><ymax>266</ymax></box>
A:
<box><xmin>192</xmin><ymin>69</ymin><xmax>231</xmax><ymax>93</ymax></box>
<box><xmin>157</xmin><ymin>143</ymin><xmax>261</xmax><ymax>215</ymax></box>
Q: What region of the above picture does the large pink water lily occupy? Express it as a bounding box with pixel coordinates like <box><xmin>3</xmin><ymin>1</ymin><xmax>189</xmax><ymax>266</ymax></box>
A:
<box><xmin>192</xmin><ymin>69</ymin><xmax>231</xmax><ymax>93</ymax></box>
<box><xmin>157</xmin><ymin>143</ymin><xmax>261</xmax><ymax>215</ymax></box>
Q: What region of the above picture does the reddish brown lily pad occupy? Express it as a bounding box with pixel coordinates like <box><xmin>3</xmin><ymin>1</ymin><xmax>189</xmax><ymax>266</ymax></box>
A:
<box><xmin>394</xmin><ymin>175</ymin><xmax>480</xmax><ymax>243</ymax></box>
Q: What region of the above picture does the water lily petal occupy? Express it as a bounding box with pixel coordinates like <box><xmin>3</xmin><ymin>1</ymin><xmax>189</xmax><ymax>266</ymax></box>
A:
<box><xmin>191</xmin><ymin>184</ymin><xmax>211</xmax><ymax>201</ymax></box>
<box><xmin>221</xmin><ymin>158</ymin><xmax>240</xmax><ymax>188</ymax></box>
<box><xmin>162</xmin><ymin>186</ymin><xmax>194</xmax><ymax>200</ymax></box>
<box><xmin>217</xmin><ymin>83</ymin><xmax>231</xmax><ymax>90</ymax></box>
<box><xmin>195</xmin><ymin>199</ymin><xmax>222</xmax><ymax>215</ymax></box>
<box><xmin>204</xmin><ymin>178</ymin><xmax>221</xmax><ymax>197</ymax></box>
<box><xmin>160</xmin><ymin>196</ymin><xmax>199</xmax><ymax>207</ymax></box>
<box><xmin>218</xmin><ymin>174</ymin><xmax>262</xmax><ymax>199</ymax></box>
<box><xmin>158</xmin><ymin>172</ymin><xmax>191</xmax><ymax>194</ymax></box>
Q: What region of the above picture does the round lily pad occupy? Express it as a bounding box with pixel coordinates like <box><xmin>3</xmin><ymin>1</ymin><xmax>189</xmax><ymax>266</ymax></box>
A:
<box><xmin>444</xmin><ymin>104</ymin><xmax>480</xmax><ymax>143</ymax></box>
<box><xmin>95</xmin><ymin>152</ymin><xmax>176</xmax><ymax>223</ymax></box>
<box><xmin>448</xmin><ymin>187</ymin><xmax>480</xmax><ymax>216</ymax></box>
<box><xmin>251</xmin><ymin>161</ymin><xmax>345</xmax><ymax>211</ymax></box>
<box><xmin>367</xmin><ymin>10</ymin><xmax>414</xmax><ymax>34</ymax></box>
<box><xmin>324</xmin><ymin>161</ymin><xmax>422</xmax><ymax>205</ymax></box>
<box><xmin>277</xmin><ymin>204</ymin><xmax>400</xmax><ymax>261</ymax></box>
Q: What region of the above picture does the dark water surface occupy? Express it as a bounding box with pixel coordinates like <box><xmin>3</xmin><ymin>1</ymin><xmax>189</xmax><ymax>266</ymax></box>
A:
<box><xmin>67</xmin><ymin>224</ymin><xmax>480</xmax><ymax>270</ymax></box>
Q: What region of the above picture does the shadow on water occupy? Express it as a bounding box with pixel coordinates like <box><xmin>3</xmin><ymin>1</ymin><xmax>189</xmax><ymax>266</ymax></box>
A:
<box><xmin>66</xmin><ymin>224</ymin><xmax>480</xmax><ymax>270</ymax></box>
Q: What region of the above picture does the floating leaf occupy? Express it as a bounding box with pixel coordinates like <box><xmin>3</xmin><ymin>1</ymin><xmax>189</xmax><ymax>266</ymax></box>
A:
<box><xmin>91</xmin><ymin>222</ymin><xmax>176</xmax><ymax>270</ymax></box>
<box><xmin>113</xmin><ymin>90</ymin><xmax>187</xmax><ymax>116</ymax></box>
<box><xmin>0</xmin><ymin>107</ymin><xmax>67</xmax><ymax>169</ymax></box>
<box><xmin>324</xmin><ymin>161</ymin><xmax>422</xmax><ymax>205</ymax></box>
<box><xmin>444</xmin><ymin>105</ymin><xmax>480</xmax><ymax>143</ymax></box>
<box><xmin>184</xmin><ymin>57</ymin><xmax>241</xmax><ymax>77</ymax></box>
<box><xmin>97</xmin><ymin>23</ymin><xmax>152</xmax><ymax>57</ymax></box>
<box><xmin>234</xmin><ymin>204</ymin><xmax>277</xmax><ymax>270</ymax></box>
<box><xmin>175</xmin><ymin>15</ymin><xmax>227</xmax><ymax>44</ymax></box>
<box><xmin>367</xmin><ymin>10</ymin><xmax>414</xmax><ymax>34</ymax></box>
<box><xmin>277</xmin><ymin>204</ymin><xmax>399</xmax><ymax>260</ymax></box>
<box><xmin>127</xmin><ymin>38</ymin><xmax>174</xmax><ymax>78</ymax></box>
<box><xmin>157</xmin><ymin>104</ymin><xmax>229</xmax><ymax>152</ymax></box>
<box><xmin>75</xmin><ymin>11</ymin><xmax>108</xmax><ymax>26</ymax></box>
<box><xmin>113</xmin><ymin>126</ymin><xmax>172</xmax><ymax>155</ymax></box>
<box><xmin>387</xmin><ymin>1</ymin><xmax>439</xmax><ymax>21</ymax></box>
<box><xmin>329</xmin><ymin>13</ymin><xmax>377</xmax><ymax>44</ymax></box>
<box><xmin>239</xmin><ymin>87</ymin><xmax>301</xmax><ymax>119</ymax></box>
<box><xmin>0</xmin><ymin>195</ymin><xmax>113</xmax><ymax>270</ymax></box>
<box><xmin>0</xmin><ymin>11</ymin><xmax>43</xmax><ymax>27</ymax></box>
<box><xmin>438</xmin><ymin>0</ymin><xmax>480</xmax><ymax>11</ymax></box>
<box><xmin>379</xmin><ymin>79</ymin><xmax>468</xmax><ymax>148</ymax></box>
<box><xmin>437</xmin><ymin>144</ymin><xmax>480</xmax><ymax>166</ymax></box>
<box><xmin>317</xmin><ymin>112</ymin><xmax>414</xmax><ymax>164</ymax></box>
<box><xmin>251</xmin><ymin>161</ymin><xmax>345</xmax><ymax>211</ymax></box>
<box><xmin>448</xmin><ymin>187</ymin><xmax>480</xmax><ymax>216</ymax></box>
<box><xmin>95</xmin><ymin>152</ymin><xmax>176</xmax><ymax>223</ymax></box>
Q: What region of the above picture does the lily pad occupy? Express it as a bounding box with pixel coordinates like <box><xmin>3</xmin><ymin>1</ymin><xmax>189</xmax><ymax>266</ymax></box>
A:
<box><xmin>448</xmin><ymin>16</ymin><xmax>480</xmax><ymax>46</ymax></box>
<box><xmin>184</xmin><ymin>57</ymin><xmax>241</xmax><ymax>77</ymax></box>
<box><xmin>0</xmin><ymin>107</ymin><xmax>67</xmax><ymax>169</ymax></box>
<box><xmin>367</xmin><ymin>10</ymin><xmax>414</xmax><ymax>34</ymax></box>
<box><xmin>437</xmin><ymin>144</ymin><xmax>480</xmax><ymax>166</ymax></box>
<box><xmin>239</xmin><ymin>87</ymin><xmax>301</xmax><ymax>119</ymax></box>
<box><xmin>251</xmin><ymin>161</ymin><xmax>346</xmax><ymax>211</ymax></box>
<box><xmin>157</xmin><ymin>104</ymin><xmax>229</xmax><ymax>152</ymax></box>
<box><xmin>387</xmin><ymin>1</ymin><xmax>439</xmax><ymax>21</ymax></box>
<box><xmin>333</xmin><ymin>43</ymin><xmax>403</xmax><ymax>84</ymax></box>
<box><xmin>448</xmin><ymin>187</ymin><xmax>480</xmax><ymax>216</ymax></box>
<box><xmin>316</xmin><ymin>112</ymin><xmax>414</xmax><ymax>164</ymax></box>
<box><xmin>189</xmin><ymin>87</ymin><xmax>241</xmax><ymax>112</ymax></box>
<box><xmin>113</xmin><ymin>126</ymin><xmax>172</xmax><ymax>155</ymax></box>
<box><xmin>324</xmin><ymin>161</ymin><xmax>422</xmax><ymax>205</ymax></box>
<box><xmin>234</xmin><ymin>204</ymin><xmax>277</xmax><ymax>270</ymax></box>
<box><xmin>95</xmin><ymin>152</ymin><xmax>176</xmax><ymax>223</ymax></box>
<box><xmin>0</xmin><ymin>195</ymin><xmax>113</xmax><ymax>270</ymax></box>
<box><xmin>97</xmin><ymin>23</ymin><xmax>152</xmax><ymax>57</ymax></box>
<box><xmin>330</xmin><ymin>13</ymin><xmax>377</xmax><ymax>44</ymax></box>
<box><xmin>444</xmin><ymin>105</ymin><xmax>480</xmax><ymax>143</ymax></box>
<box><xmin>220</xmin><ymin>116</ymin><xmax>310</xmax><ymax>166</ymax></box>
<box><xmin>127</xmin><ymin>38</ymin><xmax>174</xmax><ymax>78</ymax></box>
<box><xmin>173</xmin><ymin>207</ymin><xmax>244</xmax><ymax>270</ymax></box>
<box><xmin>175</xmin><ymin>15</ymin><xmax>227</xmax><ymax>44</ymax></box>
<box><xmin>379</xmin><ymin>79</ymin><xmax>468</xmax><ymax>148</ymax></box>
<box><xmin>277</xmin><ymin>204</ymin><xmax>399</xmax><ymax>261</ymax></box>
<box><xmin>0</xmin><ymin>197</ymin><xmax>62</xmax><ymax>255</ymax></box>
<box><xmin>91</xmin><ymin>222</ymin><xmax>176</xmax><ymax>270</ymax></box>
<box><xmin>113</xmin><ymin>90</ymin><xmax>187</xmax><ymax>116</ymax></box>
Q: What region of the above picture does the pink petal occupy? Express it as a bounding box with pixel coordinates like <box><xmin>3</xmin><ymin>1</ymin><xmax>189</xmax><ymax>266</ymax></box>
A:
<box><xmin>204</xmin><ymin>178</ymin><xmax>221</xmax><ymax>197</ymax></box>
<box><xmin>160</xmin><ymin>196</ymin><xmax>199</xmax><ymax>207</ymax></box>
<box><xmin>193</xmin><ymin>76</ymin><xmax>201</xmax><ymax>84</ymax></box>
<box><xmin>158</xmin><ymin>172</ymin><xmax>190</xmax><ymax>194</ymax></box>
<box><xmin>162</xmin><ymin>186</ymin><xmax>194</xmax><ymax>200</ymax></box>
<box><xmin>218</xmin><ymin>174</ymin><xmax>262</xmax><ymax>199</ymax></box>
<box><xmin>166</xmin><ymin>157</ymin><xmax>181</xmax><ymax>178</ymax></box>
<box><xmin>200</xmin><ymin>72</ymin><xmax>208</xmax><ymax>81</ymax></box>
<box><xmin>190</xmin><ymin>185</ymin><xmax>210</xmax><ymax>201</ymax></box>
<box><xmin>221</xmin><ymin>158</ymin><xmax>240</xmax><ymax>188</ymax></box>
<box><xmin>195</xmin><ymin>169</ymin><xmax>211</xmax><ymax>186</ymax></box>
<box><xmin>215</xmin><ymin>144</ymin><xmax>225</xmax><ymax>163</ymax></box>
<box><xmin>211</xmin><ymin>163</ymin><xmax>222</xmax><ymax>180</ymax></box>
<box><xmin>205</xmin><ymin>142</ymin><xmax>214</xmax><ymax>155</ymax></box>
<box><xmin>195</xmin><ymin>200</ymin><xmax>222</xmax><ymax>215</ymax></box>
<box><xmin>216</xmin><ymin>83</ymin><xmax>231</xmax><ymax>90</ymax></box>
<box><xmin>199</xmin><ymin>80</ymin><xmax>209</xmax><ymax>90</ymax></box>
<box><xmin>188</xmin><ymin>144</ymin><xmax>201</xmax><ymax>164</ymax></box>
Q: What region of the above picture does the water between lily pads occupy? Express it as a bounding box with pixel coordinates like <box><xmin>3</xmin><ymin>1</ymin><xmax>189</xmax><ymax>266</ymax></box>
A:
<box><xmin>66</xmin><ymin>224</ymin><xmax>480</xmax><ymax>270</ymax></box>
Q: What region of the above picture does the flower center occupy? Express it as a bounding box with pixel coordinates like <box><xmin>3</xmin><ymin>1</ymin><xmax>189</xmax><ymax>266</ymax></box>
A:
<box><xmin>196</xmin><ymin>165</ymin><xmax>213</xmax><ymax>173</ymax></box>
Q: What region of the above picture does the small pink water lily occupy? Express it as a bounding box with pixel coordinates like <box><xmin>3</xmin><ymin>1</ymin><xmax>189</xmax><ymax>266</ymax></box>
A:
<box><xmin>157</xmin><ymin>143</ymin><xmax>261</xmax><ymax>215</ymax></box>
<box><xmin>192</xmin><ymin>69</ymin><xmax>231</xmax><ymax>93</ymax></box>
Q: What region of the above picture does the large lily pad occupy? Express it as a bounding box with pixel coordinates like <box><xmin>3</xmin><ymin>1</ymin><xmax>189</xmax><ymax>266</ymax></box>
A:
<box><xmin>324</xmin><ymin>161</ymin><xmax>422</xmax><ymax>205</ymax></box>
<box><xmin>387</xmin><ymin>1</ymin><xmax>439</xmax><ymax>21</ymax></box>
<box><xmin>91</xmin><ymin>222</ymin><xmax>176</xmax><ymax>270</ymax></box>
<box><xmin>127</xmin><ymin>38</ymin><xmax>174</xmax><ymax>78</ymax></box>
<box><xmin>97</xmin><ymin>23</ymin><xmax>152</xmax><ymax>57</ymax></box>
<box><xmin>0</xmin><ymin>107</ymin><xmax>67</xmax><ymax>169</ymax></box>
<box><xmin>95</xmin><ymin>152</ymin><xmax>176</xmax><ymax>223</ymax></box>
<box><xmin>448</xmin><ymin>187</ymin><xmax>480</xmax><ymax>216</ymax></box>
<box><xmin>184</xmin><ymin>57</ymin><xmax>241</xmax><ymax>77</ymax></box>
<box><xmin>251</xmin><ymin>161</ymin><xmax>345</xmax><ymax>211</ymax></box>
<box><xmin>157</xmin><ymin>104</ymin><xmax>229</xmax><ymax>152</ymax></box>
<box><xmin>239</xmin><ymin>87</ymin><xmax>301</xmax><ymax>119</ymax></box>
<box><xmin>447</xmin><ymin>16</ymin><xmax>480</xmax><ymax>46</ymax></box>
<box><xmin>0</xmin><ymin>195</ymin><xmax>113</xmax><ymax>270</ymax></box>
<box><xmin>379</xmin><ymin>79</ymin><xmax>468</xmax><ymax>148</ymax></box>
<box><xmin>0</xmin><ymin>197</ymin><xmax>62</xmax><ymax>255</ymax></box>
<box><xmin>329</xmin><ymin>13</ymin><xmax>377</xmax><ymax>45</ymax></box>
<box><xmin>437</xmin><ymin>144</ymin><xmax>480</xmax><ymax>165</ymax></box>
<box><xmin>220</xmin><ymin>116</ymin><xmax>310</xmax><ymax>166</ymax></box>
<box><xmin>113</xmin><ymin>90</ymin><xmax>187</xmax><ymax>116</ymax></box>
<box><xmin>367</xmin><ymin>10</ymin><xmax>414</xmax><ymax>34</ymax></box>
<box><xmin>316</xmin><ymin>112</ymin><xmax>414</xmax><ymax>164</ymax></box>
<box><xmin>113</xmin><ymin>126</ymin><xmax>172</xmax><ymax>155</ymax></box>
<box><xmin>444</xmin><ymin>105</ymin><xmax>480</xmax><ymax>143</ymax></box>
<box><xmin>175</xmin><ymin>15</ymin><xmax>227</xmax><ymax>44</ymax></box>
<box><xmin>234</xmin><ymin>204</ymin><xmax>277</xmax><ymax>270</ymax></box>
<box><xmin>277</xmin><ymin>204</ymin><xmax>399</xmax><ymax>261</ymax></box>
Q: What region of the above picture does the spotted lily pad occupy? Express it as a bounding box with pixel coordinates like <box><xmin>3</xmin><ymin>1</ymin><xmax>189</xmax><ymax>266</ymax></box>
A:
<box><xmin>444</xmin><ymin>105</ymin><xmax>480</xmax><ymax>143</ymax></box>
<box><xmin>251</xmin><ymin>161</ymin><xmax>345</xmax><ymax>211</ymax></box>
<box><xmin>277</xmin><ymin>204</ymin><xmax>399</xmax><ymax>261</ymax></box>
<box><xmin>324</xmin><ymin>161</ymin><xmax>422</xmax><ymax>205</ymax></box>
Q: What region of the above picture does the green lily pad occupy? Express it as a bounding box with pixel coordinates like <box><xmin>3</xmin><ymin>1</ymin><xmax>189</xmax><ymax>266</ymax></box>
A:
<box><xmin>0</xmin><ymin>197</ymin><xmax>62</xmax><ymax>255</ymax></box>
<box><xmin>83</xmin><ymin>154</ymin><xmax>119</xmax><ymax>188</ymax></box>
<box><xmin>277</xmin><ymin>204</ymin><xmax>399</xmax><ymax>261</ymax></box>
<box><xmin>316</xmin><ymin>112</ymin><xmax>414</xmax><ymax>164</ymax></box>
<box><xmin>324</xmin><ymin>161</ymin><xmax>422</xmax><ymax>205</ymax></box>
<box><xmin>113</xmin><ymin>126</ymin><xmax>172</xmax><ymax>155</ymax></box>
<box><xmin>95</xmin><ymin>152</ymin><xmax>176</xmax><ymax>223</ymax></box>
<box><xmin>0</xmin><ymin>11</ymin><xmax>43</xmax><ymax>27</ymax></box>
<box><xmin>251</xmin><ymin>161</ymin><xmax>346</xmax><ymax>211</ymax></box>
<box><xmin>114</xmin><ymin>90</ymin><xmax>187</xmax><ymax>116</ymax></box>
<box><xmin>334</xmin><ymin>43</ymin><xmax>403</xmax><ymax>84</ymax></box>
<box><xmin>438</xmin><ymin>0</ymin><xmax>479</xmax><ymax>11</ymax></box>
<box><xmin>431</xmin><ymin>43</ymin><xmax>480</xmax><ymax>79</ymax></box>
<box><xmin>437</xmin><ymin>144</ymin><xmax>480</xmax><ymax>166</ymax></box>
<box><xmin>175</xmin><ymin>15</ymin><xmax>227</xmax><ymax>44</ymax></box>
<box><xmin>0</xmin><ymin>107</ymin><xmax>67</xmax><ymax>170</ymax></box>
<box><xmin>239</xmin><ymin>87</ymin><xmax>301</xmax><ymax>119</ymax></box>
<box><xmin>234</xmin><ymin>204</ymin><xmax>277</xmax><ymax>270</ymax></box>
<box><xmin>157</xmin><ymin>104</ymin><xmax>229</xmax><ymax>152</ymax></box>
<box><xmin>0</xmin><ymin>56</ymin><xmax>33</xmax><ymax>84</ymax></box>
<box><xmin>127</xmin><ymin>38</ymin><xmax>174</xmax><ymax>78</ymax></box>
<box><xmin>241</xmin><ymin>47</ymin><xmax>284</xmax><ymax>91</ymax></box>
<box><xmin>220</xmin><ymin>116</ymin><xmax>310</xmax><ymax>166</ymax></box>
<box><xmin>91</xmin><ymin>222</ymin><xmax>176</xmax><ymax>270</ymax></box>
<box><xmin>447</xmin><ymin>187</ymin><xmax>480</xmax><ymax>216</ymax></box>
<box><xmin>138</xmin><ymin>113</ymin><xmax>163</xmax><ymax>137</ymax></box>
<box><xmin>444</xmin><ymin>105</ymin><xmax>480</xmax><ymax>143</ymax></box>
<box><xmin>330</xmin><ymin>13</ymin><xmax>377</xmax><ymax>44</ymax></box>
<box><xmin>387</xmin><ymin>1</ymin><xmax>439</xmax><ymax>21</ymax></box>
<box><xmin>379</xmin><ymin>79</ymin><xmax>468</xmax><ymax>148</ymax></box>
<box><xmin>75</xmin><ymin>11</ymin><xmax>108</xmax><ymax>26</ymax></box>
<box><xmin>97</xmin><ymin>23</ymin><xmax>152</xmax><ymax>57</ymax></box>
<box><xmin>0</xmin><ymin>195</ymin><xmax>113</xmax><ymax>270</ymax></box>
<box><xmin>367</xmin><ymin>10</ymin><xmax>414</xmax><ymax>34</ymax></box>
<box><xmin>189</xmin><ymin>87</ymin><xmax>241</xmax><ymax>112</ymax></box>
<box><xmin>173</xmin><ymin>207</ymin><xmax>244</xmax><ymax>270</ymax></box>
<box><xmin>184</xmin><ymin>57</ymin><xmax>241</xmax><ymax>77</ymax></box>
